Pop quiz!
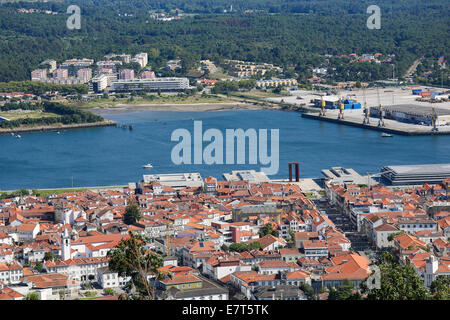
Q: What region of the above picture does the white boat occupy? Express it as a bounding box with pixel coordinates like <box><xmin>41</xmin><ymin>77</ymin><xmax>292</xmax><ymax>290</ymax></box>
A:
<box><xmin>16</xmin><ymin>134</ymin><xmax>21</xmax><ymax>139</ymax></box>
<box><xmin>142</xmin><ymin>164</ymin><xmax>153</xmax><ymax>169</ymax></box>
<box><xmin>381</xmin><ymin>133</ymin><xmax>393</xmax><ymax>137</ymax></box>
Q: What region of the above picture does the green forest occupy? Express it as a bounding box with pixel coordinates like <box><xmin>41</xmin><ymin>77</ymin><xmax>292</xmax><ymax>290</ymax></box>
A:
<box><xmin>0</xmin><ymin>0</ymin><xmax>448</xmax><ymax>83</ymax></box>
<box><xmin>0</xmin><ymin>101</ymin><xmax>104</xmax><ymax>128</ymax></box>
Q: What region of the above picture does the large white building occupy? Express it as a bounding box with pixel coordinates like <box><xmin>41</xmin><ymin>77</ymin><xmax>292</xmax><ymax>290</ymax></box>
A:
<box><xmin>0</xmin><ymin>261</ymin><xmax>23</xmax><ymax>285</ymax></box>
<box><xmin>111</xmin><ymin>77</ymin><xmax>190</xmax><ymax>92</ymax></box>
<box><xmin>91</xmin><ymin>74</ymin><xmax>109</xmax><ymax>92</ymax></box>
<box><xmin>132</xmin><ymin>52</ymin><xmax>148</xmax><ymax>68</ymax></box>
<box><xmin>31</xmin><ymin>69</ymin><xmax>47</xmax><ymax>81</ymax></box>
<box><xmin>143</xmin><ymin>173</ymin><xmax>203</xmax><ymax>189</ymax></box>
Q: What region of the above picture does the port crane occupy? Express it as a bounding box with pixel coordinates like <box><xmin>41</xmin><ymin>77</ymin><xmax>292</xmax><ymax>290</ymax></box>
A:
<box><xmin>362</xmin><ymin>87</ymin><xmax>370</xmax><ymax>125</ymax></box>
<box><xmin>320</xmin><ymin>95</ymin><xmax>326</xmax><ymax>117</ymax></box>
<box><xmin>431</xmin><ymin>107</ymin><xmax>439</xmax><ymax>132</ymax></box>
<box><xmin>376</xmin><ymin>88</ymin><xmax>385</xmax><ymax>127</ymax></box>
<box><xmin>337</xmin><ymin>90</ymin><xmax>345</xmax><ymax>120</ymax></box>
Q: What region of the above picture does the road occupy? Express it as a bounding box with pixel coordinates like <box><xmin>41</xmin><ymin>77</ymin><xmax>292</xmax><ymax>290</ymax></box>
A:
<box><xmin>404</xmin><ymin>58</ymin><xmax>421</xmax><ymax>78</ymax></box>
<box><xmin>315</xmin><ymin>201</ymin><xmax>377</xmax><ymax>259</ymax></box>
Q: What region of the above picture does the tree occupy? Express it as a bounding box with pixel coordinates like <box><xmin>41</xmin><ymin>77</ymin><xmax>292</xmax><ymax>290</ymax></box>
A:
<box><xmin>118</xmin><ymin>293</ymin><xmax>129</xmax><ymax>300</ymax></box>
<box><xmin>25</xmin><ymin>292</ymin><xmax>39</xmax><ymax>300</ymax></box>
<box><xmin>107</xmin><ymin>232</ymin><xmax>164</xmax><ymax>299</ymax></box>
<box><xmin>104</xmin><ymin>288</ymin><xmax>115</xmax><ymax>296</ymax></box>
<box><xmin>34</xmin><ymin>261</ymin><xmax>44</xmax><ymax>273</ymax></box>
<box><xmin>261</xmin><ymin>223</ymin><xmax>279</xmax><ymax>237</ymax></box>
<box><xmin>328</xmin><ymin>279</ymin><xmax>361</xmax><ymax>300</ymax></box>
<box><xmin>362</xmin><ymin>252</ymin><xmax>431</xmax><ymax>300</ymax></box>
<box><xmin>123</xmin><ymin>201</ymin><xmax>141</xmax><ymax>225</ymax></box>
<box><xmin>84</xmin><ymin>282</ymin><xmax>92</xmax><ymax>290</ymax></box>
<box><xmin>44</xmin><ymin>251</ymin><xmax>57</xmax><ymax>262</ymax></box>
<box><xmin>387</xmin><ymin>231</ymin><xmax>404</xmax><ymax>242</ymax></box>
<box><xmin>286</xmin><ymin>229</ymin><xmax>296</xmax><ymax>248</ymax></box>
<box><xmin>229</xmin><ymin>241</ymin><xmax>261</xmax><ymax>252</ymax></box>
<box><xmin>300</xmin><ymin>283</ymin><xmax>315</xmax><ymax>300</ymax></box>
<box><xmin>430</xmin><ymin>276</ymin><xmax>450</xmax><ymax>300</ymax></box>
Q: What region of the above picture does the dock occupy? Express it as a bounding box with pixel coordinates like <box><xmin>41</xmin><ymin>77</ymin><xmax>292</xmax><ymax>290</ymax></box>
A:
<box><xmin>301</xmin><ymin>113</ymin><xmax>450</xmax><ymax>136</ymax></box>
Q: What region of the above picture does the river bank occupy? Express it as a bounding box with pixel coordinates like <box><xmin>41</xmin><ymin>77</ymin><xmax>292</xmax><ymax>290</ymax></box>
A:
<box><xmin>2</xmin><ymin>109</ymin><xmax>450</xmax><ymax>190</ymax></box>
<box><xmin>0</xmin><ymin>120</ymin><xmax>116</xmax><ymax>135</ymax></box>
<box><xmin>90</xmin><ymin>102</ymin><xmax>274</xmax><ymax>113</ymax></box>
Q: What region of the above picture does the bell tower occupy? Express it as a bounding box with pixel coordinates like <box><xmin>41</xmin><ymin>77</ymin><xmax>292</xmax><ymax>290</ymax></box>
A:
<box><xmin>61</xmin><ymin>228</ymin><xmax>71</xmax><ymax>261</ymax></box>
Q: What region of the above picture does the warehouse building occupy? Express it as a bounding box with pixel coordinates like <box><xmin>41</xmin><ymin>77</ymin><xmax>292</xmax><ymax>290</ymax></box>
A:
<box><xmin>142</xmin><ymin>173</ymin><xmax>203</xmax><ymax>189</ymax></box>
<box><xmin>381</xmin><ymin>164</ymin><xmax>450</xmax><ymax>185</ymax></box>
<box><xmin>370</xmin><ymin>105</ymin><xmax>450</xmax><ymax>126</ymax></box>
<box><xmin>110</xmin><ymin>77</ymin><xmax>190</xmax><ymax>92</ymax></box>
<box><xmin>222</xmin><ymin>170</ymin><xmax>270</xmax><ymax>183</ymax></box>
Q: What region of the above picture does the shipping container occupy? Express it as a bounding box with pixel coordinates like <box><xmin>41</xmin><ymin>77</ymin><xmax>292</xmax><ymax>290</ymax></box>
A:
<box><xmin>352</xmin><ymin>103</ymin><xmax>362</xmax><ymax>109</ymax></box>
<box><xmin>412</xmin><ymin>89</ymin><xmax>422</xmax><ymax>95</ymax></box>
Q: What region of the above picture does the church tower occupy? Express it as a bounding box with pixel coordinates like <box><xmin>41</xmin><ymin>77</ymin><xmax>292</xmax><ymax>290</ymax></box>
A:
<box><xmin>61</xmin><ymin>228</ymin><xmax>71</xmax><ymax>261</ymax></box>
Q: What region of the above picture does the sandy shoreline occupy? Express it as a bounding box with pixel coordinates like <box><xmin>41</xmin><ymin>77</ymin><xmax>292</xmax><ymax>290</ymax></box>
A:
<box><xmin>0</xmin><ymin>120</ymin><xmax>116</xmax><ymax>135</ymax></box>
<box><xmin>91</xmin><ymin>102</ymin><xmax>277</xmax><ymax>113</ymax></box>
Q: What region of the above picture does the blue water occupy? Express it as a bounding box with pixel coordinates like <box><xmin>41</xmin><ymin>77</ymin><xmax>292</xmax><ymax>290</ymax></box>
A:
<box><xmin>1</xmin><ymin>109</ymin><xmax>449</xmax><ymax>190</ymax></box>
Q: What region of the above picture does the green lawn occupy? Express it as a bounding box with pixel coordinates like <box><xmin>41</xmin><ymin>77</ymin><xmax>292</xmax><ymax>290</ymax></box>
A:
<box><xmin>31</xmin><ymin>188</ymin><xmax>90</xmax><ymax>197</ymax></box>
<box><xmin>1</xmin><ymin>110</ymin><xmax>59</xmax><ymax>121</ymax></box>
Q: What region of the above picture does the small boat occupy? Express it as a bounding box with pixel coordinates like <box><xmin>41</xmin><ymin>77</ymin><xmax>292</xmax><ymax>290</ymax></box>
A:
<box><xmin>10</xmin><ymin>133</ymin><xmax>14</xmax><ymax>136</ymax></box>
<box><xmin>57</xmin><ymin>131</ymin><xmax>60</xmax><ymax>134</ymax></box>
<box><xmin>381</xmin><ymin>133</ymin><xmax>393</xmax><ymax>137</ymax></box>
<box><xmin>142</xmin><ymin>164</ymin><xmax>153</xmax><ymax>169</ymax></box>
<box><xmin>16</xmin><ymin>134</ymin><xmax>21</xmax><ymax>139</ymax></box>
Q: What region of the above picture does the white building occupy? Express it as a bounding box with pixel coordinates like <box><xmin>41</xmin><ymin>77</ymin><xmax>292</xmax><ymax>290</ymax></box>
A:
<box><xmin>44</xmin><ymin>257</ymin><xmax>109</xmax><ymax>282</ymax></box>
<box><xmin>424</xmin><ymin>255</ymin><xmax>450</xmax><ymax>287</ymax></box>
<box><xmin>0</xmin><ymin>262</ymin><xmax>23</xmax><ymax>285</ymax></box>
<box><xmin>91</xmin><ymin>74</ymin><xmax>109</xmax><ymax>92</ymax></box>
<box><xmin>97</xmin><ymin>267</ymin><xmax>131</xmax><ymax>289</ymax></box>
<box><xmin>16</xmin><ymin>223</ymin><xmax>40</xmax><ymax>242</ymax></box>
<box><xmin>31</xmin><ymin>69</ymin><xmax>47</xmax><ymax>81</ymax></box>
<box><xmin>373</xmin><ymin>223</ymin><xmax>399</xmax><ymax>248</ymax></box>
<box><xmin>132</xmin><ymin>52</ymin><xmax>148</xmax><ymax>68</ymax></box>
<box><xmin>111</xmin><ymin>77</ymin><xmax>190</xmax><ymax>92</ymax></box>
<box><xmin>202</xmin><ymin>257</ymin><xmax>252</xmax><ymax>280</ymax></box>
<box><xmin>143</xmin><ymin>173</ymin><xmax>203</xmax><ymax>189</ymax></box>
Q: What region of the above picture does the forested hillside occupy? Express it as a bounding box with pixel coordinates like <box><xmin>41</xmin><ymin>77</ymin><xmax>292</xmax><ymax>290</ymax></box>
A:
<box><xmin>0</xmin><ymin>0</ymin><xmax>448</xmax><ymax>82</ymax></box>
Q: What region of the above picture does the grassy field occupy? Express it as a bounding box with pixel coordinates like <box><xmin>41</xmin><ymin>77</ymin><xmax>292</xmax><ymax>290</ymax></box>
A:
<box><xmin>0</xmin><ymin>110</ymin><xmax>59</xmax><ymax>121</ymax></box>
<box><xmin>1</xmin><ymin>186</ymin><xmax>127</xmax><ymax>199</ymax></box>
<box><xmin>67</xmin><ymin>94</ymin><xmax>235</xmax><ymax>109</ymax></box>
<box><xmin>31</xmin><ymin>188</ymin><xmax>91</xmax><ymax>197</ymax></box>
<box><xmin>231</xmin><ymin>89</ymin><xmax>290</xmax><ymax>99</ymax></box>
